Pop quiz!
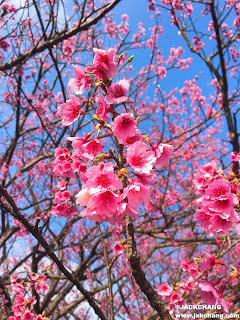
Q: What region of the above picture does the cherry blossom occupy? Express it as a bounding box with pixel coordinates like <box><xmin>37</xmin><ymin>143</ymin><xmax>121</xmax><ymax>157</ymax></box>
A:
<box><xmin>106</xmin><ymin>80</ymin><xmax>129</xmax><ymax>104</ymax></box>
<box><xmin>68</xmin><ymin>65</ymin><xmax>91</xmax><ymax>95</ymax></box>
<box><xmin>156</xmin><ymin>283</ymin><xmax>173</xmax><ymax>297</ymax></box>
<box><xmin>79</xmin><ymin>189</ymin><xmax>123</xmax><ymax>223</ymax></box>
<box><xmin>122</xmin><ymin>181</ymin><xmax>150</xmax><ymax>207</ymax></box>
<box><xmin>113</xmin><ymin>241</ymin><xmax>124</xmax><ymax>255</ymax></box>
<box><xmin>95</xmin><ymin>94</ymin><xmax>110</xmax><ymax>121</ymax></box>
<box><xmin>119</xmin><ymin>129</ymin><xmax>142</xmax><ymax>146</ymax></box>
<box><xmin>57</xmin><ymin>96</ymin><xmax>84</xmax><ymax>126</ymax></box>
<box><xmin>230</xmin><ymin>151</ymin><xmax>240</xmax><ymax>162</ymax></box>
<box><xmin>126</xmin><ymin>141</ymin><xmax>156</xmax><ymax>174</ymax></box>
<box><xmin>154</xmin><ymin>143</ymin><xmax>174</xmax><ymax>167</ymax></box>
<box><xmin>195</xmin><ymin>177</ymin><xmax>239</xmax><ymax>235</ymax></box>
<box><xmin>93</xmin><ymin>47</ymin><xmax>118</xmax><ymax>81</ymax></box>
<box><xmin>199</xmin><ymin>250</ymin><xmax>224</xmax><ymax>272</ymax></box>
<box><xmin>198</xmin><ymin>280</ymin><xmax>229</xmax><ymax>312</ymax></box>
<box><xmin>112</xmin><ymin>113</ymin><xmax>137</xmax><ymax>141</ymax></box>
<box><xmin>85</xmin><ymin>163</ymin><xmax>122</xmax><ymax>190</ymax></box>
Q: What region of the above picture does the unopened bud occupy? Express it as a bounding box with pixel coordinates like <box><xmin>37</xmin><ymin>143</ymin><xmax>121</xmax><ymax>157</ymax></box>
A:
<box><xmin>128</xmin><ymin>55</ymin><xmax>134</xmax><ymax>62</ymax></box>
<box><xmin>93</xmin><ymin>154</ymin><xmax>109</xmax><ymax>163</ymax></box>
<box><xmin>118</xmin><ymin>53</ymin><xmax>124</xmax><ymax>66</ymax></box>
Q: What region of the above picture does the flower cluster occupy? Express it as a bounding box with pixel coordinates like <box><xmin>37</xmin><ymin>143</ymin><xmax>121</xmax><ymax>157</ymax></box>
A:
<box><xmin>0</xmin><ymin>37</ymin><xmax>10</xmax><ymax>51</ymax></box>
<box><xmin>195</xmin><ymin>250</ymin><xmax>230</xmax><ymax>312</ymax></box>
<box><xmin>52</xmin><ymin>47</ymin><xmax>173</xmax><ymax>224</ymax></box>
<box><xmin>157</xmin><ymin>249</ymin><xmax>233</xmax><ymax>313</ymax></box>
<box><xmin>156</xmin><ymin>283</ymin><xmax>186</xmax><ymax>309</ymax></box>
<box><xmin>194</xmin><ymin>162</ymin><xmax>239</xmax><ymax>235</ymax></box>
<box><xmin>7</xmin><ymin>275</ymin><xmax>49</xmax><ymax>320</ymax></box>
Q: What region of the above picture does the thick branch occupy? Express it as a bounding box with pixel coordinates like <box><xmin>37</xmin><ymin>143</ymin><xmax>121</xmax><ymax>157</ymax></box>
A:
<box><xmin>125</xmin><ymin>216</ymin><xmax>172</xmax><ymax>320</ymax></box>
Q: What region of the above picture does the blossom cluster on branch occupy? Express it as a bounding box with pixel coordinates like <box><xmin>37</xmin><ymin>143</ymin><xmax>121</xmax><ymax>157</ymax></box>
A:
<box><xmin>52</xmin><ymin>47</ymin><xmax>173</xmax><ymax>224</ymax></box>
<box><xmin>194</xmin><ymin>161</ymin><xmax>240</xmax><ymax>235</ymax></box>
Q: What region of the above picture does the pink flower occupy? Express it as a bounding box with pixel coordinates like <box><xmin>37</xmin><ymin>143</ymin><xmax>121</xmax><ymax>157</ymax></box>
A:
<box><xmin>207</xmin><ymin>193</ymin><xmax>235</xmax><ymax>215</ymax></box>
<box><xmin>136</xmin><ymin>172</ymin><xmax>157</xmax><ymax>186</ymax></box>
<box><xmin>122</xmin><ymin>181</ymin><xmax>150</xmax><ymax>207</ymax></box>
<box><xmin>230</xmin><ymin>151</ymin><xmax>240</xmax><ymax>162</ymax></box>
<box><xmin>85</xmin><ymin>163</ymin><xmax>122</xmax><ymax>191</ymax></box>
<box><xmin>11</xmin><ymin>282</ymin><xmax>24</xmax><ymax>295</ymax></box>
<box><xmin>119</xmin><ymin>129</ymin><xmax>142</xmax><ymax>146</ymax></box>
<box><xmin>12</xmin><ymin>295</ymin><xmax>25</xmax><ymax>316</ymax></box>
<box><xmin>193</xmin><ymin>36</ymin><xmax>205</xmax><ymax>51</ymax></box>
<box><xmin>50</xmin><ymin>203</ymin><xmax>78</xmax><ymax>218</ymax></box>
<box><xmin>0</xmin><ymin>38</ymin><xmax>10</xmax><ymax>51</ymax></box>
<box><xmin>181</xmin><ymin>259</ymin><xmax>199</xmax><ymax>277</ymax></box>
<box><xmin>195</xmin><ymin>177</ymin><xmax>239</xmax><ymax>235</ymax></box>
<box><xmin>68</xmin><ymin>134</ymin><xmax>90</xmax><ymax>155</ymax></box>
<box><xmin>205</xmin><ymin>179</ymin><xmax>231</xmax><ymax>201</ymax></box>
<box><xmin>113</xmin><ymin>241</ymin><xmax>124</xmax><ymax>255</ymax></box>
<box><xmin>68</xmin><ymin>136</ymin><xmax>103</xmax><ymax>161</ymax></box>
<box><xmin>96</xmin><ymin>95</ymin><xmax>109</xmax><ymax>121</ymax></box>
<box><xmin>199</xmin><ymin>250</ymin><xmax>216</xmax><ymax>272</ymax></box>
<box><xmin>22</xmin><ymin>310</ymin><xmax>34</xmax><ymax>320</ymax></box>
<box><xmin>194</xmin><ymin>161</ymin><xmax>221</xmax><ymax>195</ymax></box>
<box><xmin>58</xmin><ymin>96</ymin><xmax>84</xmax><ymax>126</ymax></box>
<box><xmin>209</xmin><ymin>213</ymin><xmax>238</xmax><ymax>234</ymax></box>
<box><xmin>119</xmin><ymin>201</ymin><xmax>138</xmax><ymax>220</ymax></box>
<box><xmin>82</xmin><ymin>139</ymin><xmax>103</xmax><ymax>160</ymax></box>
<box><xmin>179</xmin><ymin>280</ymin><xmax>194</xmax><ymax>295</ymax></box>
<box><xmin>76</xmin><ymin>188</ymin><xmax>92</xmax><ymax>207</ymax></box>
<box><xmin>198</xmin><ymin>280</ymin><xmax>229</xmax><ymax>312</ymax></box>
<box><xmin>156</xmin><ymin>283</ymin><xmax>173</xmax><ymax>297</ymax></box>
<box><xmin>126</xmin><ymin>141</ymin><xmax>156</xmax><ymax>174</ymax></box>
<box><xmin>29</xmin><ymin>273</ymin><xmax>49</xmax><ymax>293</ymax></box>
<box><xmin>93</xmin><ymin>47</ymin><xmax>118</xmax><ymax>81</ymax></box>
<box><xmin>112</xmin><ymin>113</ymin><xmax>137</xmax><ymax>141</ymax></box>
<box><xmin>68</xmin><ymin>65</ymin><xmax>91</xmax><ymax>95</ymax></box>
<box><xmin>57</xmin><ymin>179</ymin><xmax>67</xmax><ymax>190</ymax></box>
<box><xmin>188</xmin><ymin>265</ymin><xmax>199</xmax><ymax>278</ymax></box>
<box><xmin>106</xmin><ymin>80</ymin><xmax>129</xmax><ymax>104</ymax></box>
<box><xmin>169</xmin><ymin>292</ymin><xmax>185</xmax><ymax>308</ymax></box>
<box><xmin>11</xmin><ymin>275</ymin><xmax>18</xmax><ymax>283</ymax></box>
<box><xmin>199</xmin><ymin>250</ymin><xmax>224</xmax><ymax>272</ymax></box>
<box><xmin>80</xmin><ymin>190</ymin><xmax>123</xmax><ymax>223</ymax></box>
<box><xmin>77</xmin><ymin>178</ymin><xmax>138</xmax><ymax>223</ymax></box>
<box><xmin>71</xmin><ymin>152</ymin><xmax>88</xmax><ymax>177</ymax></box>
<box><xmin>88</xmin><ymin>190</ymin><xmax>121</xmax><ymax>213</ymax></box>
<box><xmin>154</xmin><ymin>143</ymin><xmax>173</xmax><ymax>167</ymax></box>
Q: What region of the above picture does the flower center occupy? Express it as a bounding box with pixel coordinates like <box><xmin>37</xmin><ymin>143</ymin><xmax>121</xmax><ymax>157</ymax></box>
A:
<box><xmin>102</xmin><ymin>56</ymin><xmax>109</xmax><ymax>64</ymax></box>
<box><xmin>73</xmin><ymin>108</ymin><xmax>80</xmax><ymax>117</ymax></box>
<box><xmin>132</xmin><ymin>156</ymin><xmax>144</xmax><ymax>166</ymax></box>
<box><xmin>122</xmin><ymin>118</ymin><xmax>130</xmax><ymax>127</ymax></box>
<box><xmin>114</xmin><ymin>86</ymin><xmax>124</xmax><ymax>98</ymax></box>
<box><xmin>98</xmin><ymin>174</ymin><xmax>110</xmax><ymax>188</ymax></box>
